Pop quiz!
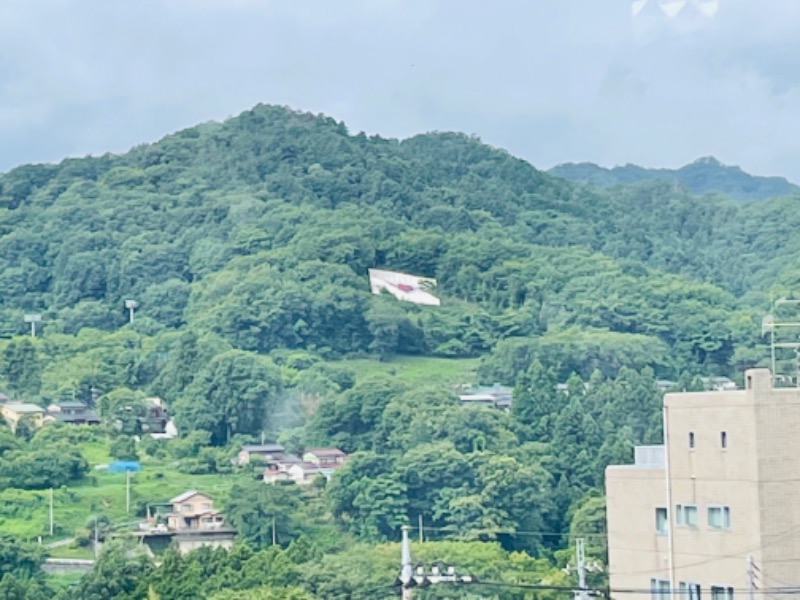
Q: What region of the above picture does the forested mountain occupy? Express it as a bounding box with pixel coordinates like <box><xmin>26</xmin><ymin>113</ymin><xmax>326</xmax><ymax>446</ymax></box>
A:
<box><xmin>2</xmin><ymin>104</ymin><xmax>800</xmax><ymax>597</ymax></box>
<box><xmin>3</xmin><ymin>103</ymin><xmax>800</xmax><ymax>376</ymax></box>
<box><xmin>549</xmin><ymin>156</ymin><xmax>799</xmax><ymax>201</ymax></box>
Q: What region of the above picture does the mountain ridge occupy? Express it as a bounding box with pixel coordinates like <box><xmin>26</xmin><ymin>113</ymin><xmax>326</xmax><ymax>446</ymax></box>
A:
<box><xmin>548</xmin><ymin>157</ymin><xmax>798</xmax><ymax>201</ymax></box>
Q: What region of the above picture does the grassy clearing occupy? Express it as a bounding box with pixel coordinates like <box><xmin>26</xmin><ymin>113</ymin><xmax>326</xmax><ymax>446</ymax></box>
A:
<box><xmin>46</xmin><ymin>570</ymin><xmax>84</xmax><ymax>593</ymax></box>
<box><xmin>339</xmin><ymin>355</ymin><xmax>481</xmax><ymax>387</ymax></box>
<box><xmin>48</xmin><ymin>544</ymin><xmax>95</xmax><ymax>559</ymax></box>
<box><xmin>80</xmin><ymin>440</ymin><xmax>113</xmax><ymax>465</ymax></box>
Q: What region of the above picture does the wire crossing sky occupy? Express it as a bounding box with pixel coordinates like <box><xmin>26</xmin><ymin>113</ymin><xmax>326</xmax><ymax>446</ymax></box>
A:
<box><xmin>0</xmin><ymin>0</ymin><xmax>798</xmax><ymax>181</ymax></box>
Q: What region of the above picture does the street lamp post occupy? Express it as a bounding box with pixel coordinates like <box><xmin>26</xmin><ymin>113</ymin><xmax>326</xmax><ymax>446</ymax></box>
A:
<box><xmin>124</xmin><ymin>300</ymin><xmax>139</xmax><ymax>324</ymax></box>
<box><xmin>23</xmin><ymin>314</ymin><xmax>41</xmax><ymax>338</ymax></box>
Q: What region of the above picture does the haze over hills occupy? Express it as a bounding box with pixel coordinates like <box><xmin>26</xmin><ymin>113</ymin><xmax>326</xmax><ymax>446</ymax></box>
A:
<box><xmin>549</xmin><ymin>157</ymin><xmax>799</xmax><ymax>202</ymax></box>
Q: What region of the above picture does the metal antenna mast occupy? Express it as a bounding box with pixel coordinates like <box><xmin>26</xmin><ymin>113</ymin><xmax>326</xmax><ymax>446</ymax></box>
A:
<box><xmin>762</xmin><ymin>296</ymin><xmax>800</xmax><ymax>387</ymax></box>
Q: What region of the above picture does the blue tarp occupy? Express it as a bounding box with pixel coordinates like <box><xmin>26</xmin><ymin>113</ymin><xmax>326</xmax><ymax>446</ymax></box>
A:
<box><xmin>107</xmin><ymin>461</ymin><xmax>141</xmax><ymax>473</ymax></box>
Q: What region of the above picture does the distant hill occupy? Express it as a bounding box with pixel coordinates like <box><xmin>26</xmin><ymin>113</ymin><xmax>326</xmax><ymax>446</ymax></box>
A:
<box><xmin>549</xmin><ymin>157</ymin><xmax>799</xmax><ymax>201</ymax></box>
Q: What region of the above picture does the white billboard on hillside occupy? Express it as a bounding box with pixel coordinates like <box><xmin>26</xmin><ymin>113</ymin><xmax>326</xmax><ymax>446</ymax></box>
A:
<box><xmin>368</xmin><ymin>269</ymin><xmax>441</xmax><ymax>306</ymax></box>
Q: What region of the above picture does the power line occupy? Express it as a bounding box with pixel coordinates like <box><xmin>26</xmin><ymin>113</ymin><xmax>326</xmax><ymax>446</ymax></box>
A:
<box><xmin>472</xmin><ymin>581</ymin><xmax>800</xmax><ymax>596</ymax></box>
<box><xmin>610</xmin><ymin>520</ymin><xmax>800</xmax><ymax>577</ymax></box>
<box><xmin>415</xmin><ymin>525</ymin><xmax>608</xmax><ymax>539</ymax></box>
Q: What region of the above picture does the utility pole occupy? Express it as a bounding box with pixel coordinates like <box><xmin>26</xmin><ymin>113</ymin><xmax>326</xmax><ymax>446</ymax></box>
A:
<box><xmin>395</xmin><ymin>525</ymin><xmax>475</xmax><ymax>597</ymax></box>
<box><xmin>746</xmin><ymin>555</ymin><xmax>756</xmax><ymax>600</ymax></box>
<box><xmin>94</xmin><ymin>516</ymin><xmax>99</xmax><ymax>558</ymax></box>
<box><xmin>126</xmin><ymin>470</ymin><xmax>131</xmax><ymax>514</ymax></box>
<box><xmin>575</xmin><ymin>538</ymin><xmax>589</xmax><ymax>600</ymax></box>
<box><xmin>418</xmin><ymin>514</ymin><xmax>423</xmax><ymax>543</ymax></box>
<box><xmin>400</xmin><ymin>525</ymin><xmax>414</xmax><ymax>600</ymax></box>
<box><xmin>49</xmin><ymin>488</ymin><xmax>54</xmax><ymax>536</ymax></box>
<box><xmin>272</xmin><ymin>516</ymin><xmax>276</xmax><ymax>546</ymax></box>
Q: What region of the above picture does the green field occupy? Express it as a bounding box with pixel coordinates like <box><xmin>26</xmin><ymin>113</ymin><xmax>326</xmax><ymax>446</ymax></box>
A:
<box><xmin>338</xmin><ymin>355</ymin><xmax>481</xmax><ymax>386</ymax></box>
<box><xmin>46</xmin><ymin>571</ymin><xmax>85</xmax><ymax>593</ymax></box>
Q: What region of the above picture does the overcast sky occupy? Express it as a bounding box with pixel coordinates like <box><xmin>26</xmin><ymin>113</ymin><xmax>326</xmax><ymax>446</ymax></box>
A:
<box><xmin>1</xmin><ymin>0</ymin><xmax>799</xmax><ymax>180</ymax></box>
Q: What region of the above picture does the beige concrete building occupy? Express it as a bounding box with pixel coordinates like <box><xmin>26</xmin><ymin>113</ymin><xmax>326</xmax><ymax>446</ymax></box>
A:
<box><xmin>606</xmin><ymin>368</ymin><xmax>800</xmax><ymax>599</ymax></box>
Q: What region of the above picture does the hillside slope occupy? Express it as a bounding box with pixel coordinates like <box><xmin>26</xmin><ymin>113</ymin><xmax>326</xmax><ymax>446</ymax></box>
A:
<box><xmin>1</xmin><ymin>103</ymin><xmax>799</xmax><ymax>393</ymax></box>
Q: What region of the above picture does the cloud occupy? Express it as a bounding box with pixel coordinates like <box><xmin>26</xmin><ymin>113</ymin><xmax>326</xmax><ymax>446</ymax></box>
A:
<box><xmin>0</xmin><ymin>0</ymin><xmax>799</xmax><ymax>181</ymax></box>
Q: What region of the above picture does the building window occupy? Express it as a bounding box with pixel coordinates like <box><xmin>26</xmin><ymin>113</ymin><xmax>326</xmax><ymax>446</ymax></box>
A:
<box><xmin>680</xmin><ymin>582</ymin><xmax>701</xmax><ymax>600</ymax></box>
<box><xmin>711</xmin><ymin>586</ymin><xmax>734</xmax><ymax>600</ymax></box>
<box><xmin>676</xmin><ymin>504</ymin><xmax>698</xmax><ymax>527</ymax></box>
<box><xmin>721</xmin><ymin>431</ymin><xmax>727</xmax><ymax>448</ymax></box>
<box><xmin>655</xmin><ymin>507</ymin><xmax>668</xmax><ymax>535</ymax></box>
<box><xmin>651</xmin><ymin>579</ymin><xmax>670</xmax><ymax>600</ymax></box>
<box><xmin>181</xmin><ymin>503</ymin><xmax>192</xmax><ymax>512</ymax></box>
<box><xmin>689</xmin><ymin>431</ymin><xmax>695</xmax><ymax>449</ymax></box>
<box><xmin>708</xmin><ymin>506</ymin><xmax>731</xmax><ymax>529</ymax></box>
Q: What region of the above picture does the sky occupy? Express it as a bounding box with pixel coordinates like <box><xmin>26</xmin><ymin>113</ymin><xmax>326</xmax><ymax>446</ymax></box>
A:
<box><xmin>1</xmin><ymin>0</ymin><xmax>799</xmax><ymax>181</ymax></box>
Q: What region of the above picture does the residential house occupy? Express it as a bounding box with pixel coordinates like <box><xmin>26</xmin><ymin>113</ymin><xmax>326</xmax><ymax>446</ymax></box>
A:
<box><xmin>286</xmin><ymin>462</ymin><xmax>336</xmax><ymax>485</ymax></box>
<box><xmin>699</xmin><ymin>376</ymin><xmax>737</xmax><ymax>391</ymax></box>
<box><xmin>149</xmin><ymin>418</ymin><xmax>178</xmax><ymax>440</ymax></box>
<box><xmin>45</xmin><ymin>400</ymin><xmax>100</xmax><ymax>425</ymax></box>
<box><xmin>237</xmin><ymin>443</ymin><xmax>286</xmax><ymax>466</ymax></box>
<box><xmin>656</xmin><ymin>380</ymin><xmax>676</xmax><ymax>391</ymax></box>
<box><xmin>606</xmin><ymin>368</ymin><xmax>800</xmax><ymax>599</ymax></box>
<box><xmin>262</xmin><ymin>469</ymin><xmax>292</xmax><ymax>484</ymax></box>
<box><xmin>458</xmin><ymin>384</ymin><xmax>513</xmax><ymax>410</ymax></box>
<box><xmin>302</xmin><ymin>448</ymin><xmax>347</xmax><ymax>466</ymax></box>
<box><xmin>114</xmin><ymin>396</ymin><xmax>171</xmax><ymax>435</ymax></box>
<box><xmin>135</xmin><ymin>490</ymin><xmax>235</xmax><ymax>555</ymax></box>
<box><xmin>267</xmin><ymin>453</ymin><xmax>302</xmax><ymax>470</ymax></box>
<box><xmin>166</xmin><ymin>491</ymin><xmax>224</xmax><ymax>531</ymax></box>
<box><xmin>261</xmin><ymin>453</ymin><xmax>302</xmax><ymax>483</ymax></box>
<box><xmin>141</xmin><ymin>396</ymin><xmax>170</xmax><ymax>433</ymax></box>
<box><xmin>263</xmin><ymin>450</ymin><xmax>347</xmax><ymax>485</ymax></box>
<box><xmin>1</xmin><ymin>403</ymin><xmax>45</xmax><ymax>433</ymax></box>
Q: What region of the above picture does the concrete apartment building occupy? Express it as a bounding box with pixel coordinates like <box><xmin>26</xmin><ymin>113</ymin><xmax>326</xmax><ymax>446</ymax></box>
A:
<box><xmin>606</xmin><ymin>368</ymin><xmax>800</xmax><ymax>599</ymax></box>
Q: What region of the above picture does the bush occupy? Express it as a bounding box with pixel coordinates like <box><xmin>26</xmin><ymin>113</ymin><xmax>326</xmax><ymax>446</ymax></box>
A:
<box><xmin>109</xmin><ymin>436</ymin><xmax>139</xmax><ymax>462</ymax></box>
<box><xmin>0</xmin><ymin>444</ymin><xmax>89</xmax><ymax>490</ymax></box>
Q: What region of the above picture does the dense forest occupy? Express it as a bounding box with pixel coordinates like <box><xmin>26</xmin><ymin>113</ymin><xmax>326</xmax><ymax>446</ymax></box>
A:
<box><xmin>550</xmin><ymin>156</ymin><xmax>798</xmax><ymax>201</ymax></box>
<box><xmin>0</xmin><ymin>104</ymin><xmax>798</xmax><ymax>598</ymax></box>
